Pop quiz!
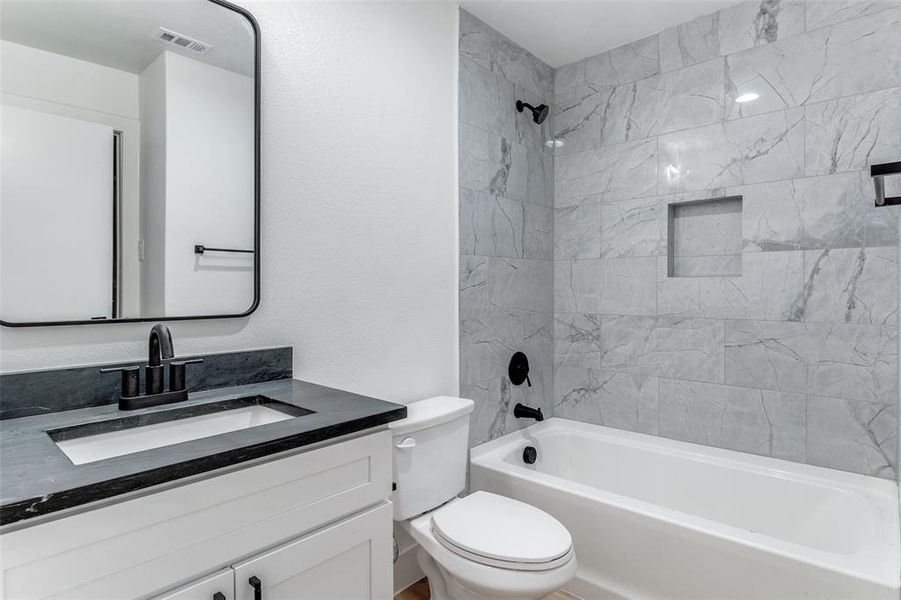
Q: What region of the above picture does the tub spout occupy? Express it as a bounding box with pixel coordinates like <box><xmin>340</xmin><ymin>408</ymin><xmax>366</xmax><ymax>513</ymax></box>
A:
<box><xmin>514</xmin><ymin>403</ymin><xmax>544</xmax><ymax>421</ymax></box>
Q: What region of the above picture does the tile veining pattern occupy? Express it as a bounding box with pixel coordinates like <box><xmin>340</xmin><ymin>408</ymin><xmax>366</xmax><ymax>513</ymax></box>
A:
<box><xmin>459</xmin><ymin>11</ymin><xmax>555</xmax><ymax>446</ymax></box>
<box><xmin>552</xmin><ymin>0</ymin><xmax>901</xmax><ymax>478</ymax></box>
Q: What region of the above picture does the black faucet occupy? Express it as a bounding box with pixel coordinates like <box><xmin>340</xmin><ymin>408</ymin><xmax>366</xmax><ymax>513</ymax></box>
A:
<box><xmin>101</xmin><ymin>324</ymin><xmax>202</xmax><ymax>410</ymax></box>
<box><xmin>148</xmin><ymin>324</ymin><xmax>174</xmax><ymax>365</ymax></box>
<box><xmin>146</xmin><ymin>324</ymin><xmax>175</xmax><ymax>394</ymax></box>
<box><xmin>513</xmin><ymin>403</ymin><xmax>544</xmax><ymax>422</ymax></box>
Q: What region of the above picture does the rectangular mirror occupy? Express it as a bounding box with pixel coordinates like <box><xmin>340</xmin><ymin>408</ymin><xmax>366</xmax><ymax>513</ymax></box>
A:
<box><xmin>0</xmin><ymin>0</ymin><xmax>259</xmax><ymax>326</ymax></box>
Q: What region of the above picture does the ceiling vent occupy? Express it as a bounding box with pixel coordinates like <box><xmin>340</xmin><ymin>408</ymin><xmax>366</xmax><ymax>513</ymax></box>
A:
<box><xmin>153</xmin><ymin>27</ymin><xmax>212</xmax><ymax>55</ymax></box>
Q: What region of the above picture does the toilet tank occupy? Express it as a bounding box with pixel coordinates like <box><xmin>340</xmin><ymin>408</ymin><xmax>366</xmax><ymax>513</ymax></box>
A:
<box><xmin>389</xmin><ymin>396</ymin><xmax>474</xmax><ymax>520</ymax></box>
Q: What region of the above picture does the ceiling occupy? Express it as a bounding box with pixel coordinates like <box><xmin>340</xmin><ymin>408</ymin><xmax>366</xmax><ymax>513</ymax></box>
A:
<box><xmin>460</xmin><ymin>0</ymin><xmax>739</xmax><ymax>68</ymax></box>
<box><xmin>2</xmin><ymin>1</ymin><xmax>738</xmax><ymax>78</ymax></box>
<box><xmin>0</xmin><ymin>0</ymin><xmax>255</xmax><ymax>77</ymax></box>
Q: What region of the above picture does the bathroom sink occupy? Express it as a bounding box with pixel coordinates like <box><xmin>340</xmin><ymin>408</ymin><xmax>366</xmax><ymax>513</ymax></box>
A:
<box><xmin>48</xmin><ymin>396</ymin><xmax>313</xmax><ymax>465</ymax></box>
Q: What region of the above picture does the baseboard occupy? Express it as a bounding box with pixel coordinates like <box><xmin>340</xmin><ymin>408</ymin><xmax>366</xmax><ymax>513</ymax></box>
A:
<box><xmin>394</xmin><ymin>541</ymin><xmax>424</xmax><ymax>595</ymax></box>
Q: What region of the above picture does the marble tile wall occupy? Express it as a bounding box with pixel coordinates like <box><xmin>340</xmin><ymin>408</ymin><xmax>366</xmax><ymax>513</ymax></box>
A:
<box><xmin>552</xmin><ymin>0</ymin><xmax>901</xmax><ymax>478</ymax></box>
<box><xmin>459</xmin><ymin>11</ymin><xmax>556</xmax><ymax>446</ymax></box>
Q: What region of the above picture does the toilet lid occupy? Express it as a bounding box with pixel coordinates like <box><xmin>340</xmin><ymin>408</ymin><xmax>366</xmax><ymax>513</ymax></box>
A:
<box><xmin>430</xmin><ymin>491</ymin><xmax>573</xmax><ymax>570</ymax></box>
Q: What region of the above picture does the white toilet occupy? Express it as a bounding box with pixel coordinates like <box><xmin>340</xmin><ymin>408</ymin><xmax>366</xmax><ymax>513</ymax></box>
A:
<box><xmin>390</xmin><ymin>396</ymin><xmax>576</xmax><ymax>600</ymax></box>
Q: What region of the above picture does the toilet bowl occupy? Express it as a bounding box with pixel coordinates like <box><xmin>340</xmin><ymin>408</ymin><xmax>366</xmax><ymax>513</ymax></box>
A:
<box><xmin>402</xmin><ymin>493</ymin><xmax>576</xmax><ymax>600</ymax></box>
<box><xmin>390</xmin><ymin>397</ymin><xmax>576</xmax><ymax>600</ymax></box>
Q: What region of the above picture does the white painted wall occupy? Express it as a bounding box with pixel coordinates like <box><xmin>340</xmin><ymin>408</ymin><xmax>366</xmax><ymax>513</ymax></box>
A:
<box><xmin>1</xmin><ymin>40</ymin><xmax>143</xmax><ymax>316</ymax></box>
<box><xmin>0</xmin><ymin>1</ymin><xmax>460</xmax><ymax>406</ymax></box>
<box><xmin>139</xmin><ymin>53</ymin><xmax>168</xmax><ymax>317</ymax></box>
<box><xmin>0</xmin><ymin>40</ymin><xmax>138</xmax><ymax>119</ymax></box>
<box><xmin>163</xmin><ymin>52</ymin><xmax>255</xmax><ymax>316</ymax></box>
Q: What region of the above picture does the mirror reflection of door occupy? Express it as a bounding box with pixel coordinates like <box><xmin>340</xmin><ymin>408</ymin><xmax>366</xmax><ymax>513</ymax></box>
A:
<box><xmin>1</xmin><ymin>107</ymin><xmax>116</xmax><ymax>321</ymax></box>
<box><xmin>0</xmin><ymin>0</ymin><xmax>256</xmax><ymax>324</ymax></box>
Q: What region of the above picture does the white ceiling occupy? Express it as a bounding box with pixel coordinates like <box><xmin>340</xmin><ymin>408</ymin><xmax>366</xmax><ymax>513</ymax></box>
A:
<box><xmin>0</xmin><ymin>0</ymin><xmax>255</xmax><ymax>77</ymax></box>
<box><xmin>460</xmin><ymin>0</ymin><xmax>739</xmax><ymax>68</ymax></box>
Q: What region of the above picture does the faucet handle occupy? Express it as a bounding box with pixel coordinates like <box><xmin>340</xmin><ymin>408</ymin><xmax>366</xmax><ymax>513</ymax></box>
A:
<box><xmin>100</xmin><ymin>365</ymin><xmax>141</xmax><ymax>398</ymax></box>
<box><xmin>168</xmin><ymin>358</ymin><xmax>203</xmax><ymax>393</ymax></box>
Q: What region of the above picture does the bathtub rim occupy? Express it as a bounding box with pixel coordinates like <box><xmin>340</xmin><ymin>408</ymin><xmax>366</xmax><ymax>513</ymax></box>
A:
<box><xmin>469</xmin><ymin>418</ymin><xmax>900</xmax><ymax>590</ymax></box>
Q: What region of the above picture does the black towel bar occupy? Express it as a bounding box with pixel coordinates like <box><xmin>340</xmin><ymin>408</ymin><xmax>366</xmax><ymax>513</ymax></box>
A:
<box><xmin>872</xmin><ymin>161</ymin><xmax>901</xmax><ymax>207</ymax></box>
<box><xmin>194</xmin><ymin>244</ymin><xmax>254</xmax><ymax>255</ymax></box>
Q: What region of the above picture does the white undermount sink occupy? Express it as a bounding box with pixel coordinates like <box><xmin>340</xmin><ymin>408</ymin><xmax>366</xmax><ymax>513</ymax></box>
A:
<box><xmin>52</xmin><ymin>401</ymin><xmax>301</xmax><ymax>465</ymax></box>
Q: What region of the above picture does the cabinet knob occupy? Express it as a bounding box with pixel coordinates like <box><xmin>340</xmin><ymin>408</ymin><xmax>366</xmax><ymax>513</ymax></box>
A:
<box><xmin>248</xmin><ymin>576</ymin><xmax>262</xmax><ymax>600</ymax></box>
<box><xmin>212</xmin><ymin>593</ymin><xmax>226</xmax><ymax>600</ymax></box>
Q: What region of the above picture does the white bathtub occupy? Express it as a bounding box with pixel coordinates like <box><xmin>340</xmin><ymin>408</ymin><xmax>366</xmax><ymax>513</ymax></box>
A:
<box><xmin>469</xmin><ymin>419</ymin><xmax>900</xmax><ymax>599</ymax></box>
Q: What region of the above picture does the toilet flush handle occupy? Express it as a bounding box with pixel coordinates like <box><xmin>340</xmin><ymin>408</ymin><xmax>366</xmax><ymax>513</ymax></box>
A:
<box><xmin>395</xmin><ymin>437</ymin><xmax>416</xmax><ymax>449</ymax></box>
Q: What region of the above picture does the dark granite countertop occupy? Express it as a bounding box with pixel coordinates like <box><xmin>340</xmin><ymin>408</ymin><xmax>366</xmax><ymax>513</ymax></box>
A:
<box><xmin>0</xmin><ymin>379</ymin><xmax>406</xmax><ymax>527</ymax></box>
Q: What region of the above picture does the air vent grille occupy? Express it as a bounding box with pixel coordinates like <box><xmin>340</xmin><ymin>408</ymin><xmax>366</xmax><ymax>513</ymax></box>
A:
<box><xmin>153</xmin><ymin>27</ymin><xmax>212</xmax><ymax>54</ymax></box>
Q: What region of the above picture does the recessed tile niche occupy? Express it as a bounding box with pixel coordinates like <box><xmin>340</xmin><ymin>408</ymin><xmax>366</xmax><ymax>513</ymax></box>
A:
<box><xmin>667</xmin><ymin>196</ymin><xmax>743</xmax><ymax>278</ymax></box>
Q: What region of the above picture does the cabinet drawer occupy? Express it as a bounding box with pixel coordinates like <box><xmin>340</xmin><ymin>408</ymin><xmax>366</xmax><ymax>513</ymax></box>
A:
<box><xmin>1</xmin><ymin>430</ymin><xmax>391</xmax><ymax>600</ymax></box>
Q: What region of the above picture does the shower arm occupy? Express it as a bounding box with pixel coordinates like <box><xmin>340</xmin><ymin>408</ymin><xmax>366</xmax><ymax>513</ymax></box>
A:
<box><xmin>515</xmin><ymin>100</ymin><xmax>549</xmax><ymax>124</ymax></box>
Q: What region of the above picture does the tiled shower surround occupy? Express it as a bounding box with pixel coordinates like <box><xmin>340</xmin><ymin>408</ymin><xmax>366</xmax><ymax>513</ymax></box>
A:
<box><xmin>459</xmin><ymin>10</ymin><xmax>555</xmax><ymax>446</ymax></box>
<box><xmin>460</xmin><ymin>2</ymin><xmax>901</xmax><ymax>478</ymax></box>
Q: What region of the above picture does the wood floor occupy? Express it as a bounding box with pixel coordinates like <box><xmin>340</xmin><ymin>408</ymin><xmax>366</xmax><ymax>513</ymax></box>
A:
<box><xmin>394</xmin><ymin>578</ymin><xmax>578</xmax><ymax>600</ymax></box>
<box><xmin>394</xmin><ymin>579</ymin><xmax>430</xmax><ymax>600</ymax></box>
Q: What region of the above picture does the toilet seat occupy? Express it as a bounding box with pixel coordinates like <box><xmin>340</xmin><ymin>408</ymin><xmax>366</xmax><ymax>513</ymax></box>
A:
<box><xmin>403</xmin><ymin>499</ymin><xmax>577</xmax><ymax>600</ymax></box>
<box><xmin>430</xmin><ymin>491</ymin><xmax>573</xmax><ymax>571</ymax></box>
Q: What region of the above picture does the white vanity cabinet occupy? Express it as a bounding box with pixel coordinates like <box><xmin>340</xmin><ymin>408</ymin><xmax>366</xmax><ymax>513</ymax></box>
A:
<box><xmin>152</xmin><ymin>502</ymin><xmax>391</xmax><ymax>600</ymax></box>
<box><xmin>0</xmin><ymin>430</ymin><xmax>393</xmax><ymax>600</ymax></box>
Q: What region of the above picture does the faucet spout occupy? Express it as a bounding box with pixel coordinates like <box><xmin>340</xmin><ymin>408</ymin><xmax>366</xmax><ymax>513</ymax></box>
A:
<box><xmin>148</xmin><ymin>324</ymin><xmax>174</xmax><ymax>367</ymax></box>
<box><xmin>513</xmin><ymin>402</ymin><xmax>544</xmax><ymax>422</ymax></box>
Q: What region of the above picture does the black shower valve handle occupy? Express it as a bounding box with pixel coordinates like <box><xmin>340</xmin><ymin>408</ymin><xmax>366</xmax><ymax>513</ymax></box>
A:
<box><xmin>508</xmin><ymin>351</ymin><xmax>531</xmax><ymax>386</ymax></box>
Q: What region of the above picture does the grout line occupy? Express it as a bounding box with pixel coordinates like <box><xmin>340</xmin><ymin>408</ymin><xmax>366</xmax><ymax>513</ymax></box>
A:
<box><xmin>555</xmin><ymin>365</ymin><xmax>894</xmax><ymax>407</ymax></box>
<box><xmin>550</xmin><ymin>83</ymin><xmax>899</xmax><ymax>161</ymax></box>
<box><xmin>554</xmin><ymin>4</ymin><xmax>896</xmax><ymax>82</ymax></box>
<box><xmin>802</xmin><ymin>2</ymin><xmax>900</xmax><ymax>36</ymax></box>
<box><xmin>541</xmin><ymin>310</ymin><xmax>899</xmax><ymax>329</ymax></box>
<box><xmin>555</xmin><ymin>163</ymin><xmax>884</xmax><ymax>206</ymax></box>
<box><xmin>670</xmin><ymin>252</ymin><xmax>744</xmax><ymax>259</ymax></box>
<box><xmin>460</xmin><ymin>185</ymin><xmax>555</xmax><ymax>211</ymax></box>
<box><xmin>722</xmin><ymin>319</ymin><xmax>726</xmax><ymax>384</ymax></box>
<box><xmin>803</xmin><ymin>393</ymin><xmax>809</xmax><ymax>463</ymax></box>
<box><xmin>459</xmin><ymin>119</ymin><xmax>554</xmax><ymax>157</ymax></box>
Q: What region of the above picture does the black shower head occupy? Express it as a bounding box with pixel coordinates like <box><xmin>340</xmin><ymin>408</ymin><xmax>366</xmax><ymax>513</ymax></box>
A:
<box><xmin>516</xmin><ymin>100</ymin><xmax>549</xmax><ymax>125</ymax></box>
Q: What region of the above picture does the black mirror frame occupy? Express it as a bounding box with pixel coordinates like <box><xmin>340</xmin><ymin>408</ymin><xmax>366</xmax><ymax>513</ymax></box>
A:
<box><xmin>1</xmin><ymin>0</ymin><xmax>261</xmax><ymax>328</ymax></box>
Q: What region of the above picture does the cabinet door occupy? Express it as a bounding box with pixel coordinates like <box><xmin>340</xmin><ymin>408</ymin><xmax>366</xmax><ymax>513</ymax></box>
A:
<box><xmin>153</xmin><ymin>569</ymin><xmax>234</xmax><ymax>600</ymax></box>
<box><xmin>232</xmin><ymin>503</ymin><xmax>392</xmax><ymax>600</ymax></box>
